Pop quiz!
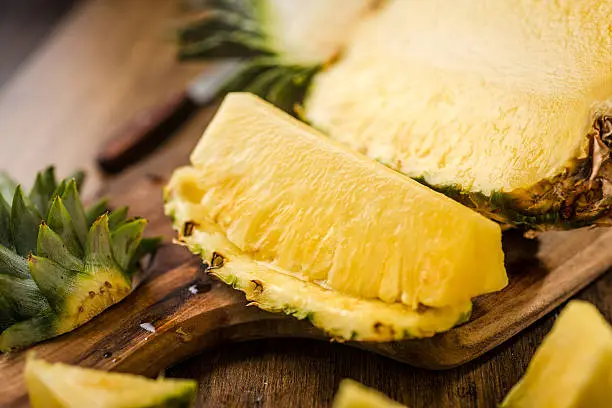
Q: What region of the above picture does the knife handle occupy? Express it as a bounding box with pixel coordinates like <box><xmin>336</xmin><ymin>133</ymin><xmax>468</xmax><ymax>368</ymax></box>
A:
<box><xmin>97</xmin><ymin>91</ymin><xmax>198</xmax><ymax>174</ymax></box>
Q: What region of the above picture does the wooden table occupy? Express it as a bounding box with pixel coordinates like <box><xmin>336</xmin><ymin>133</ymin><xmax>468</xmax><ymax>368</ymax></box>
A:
<box><xmin>1</xmin><ymin>1</ymin><xmax>611</xmax><ymax>407</ymax></box>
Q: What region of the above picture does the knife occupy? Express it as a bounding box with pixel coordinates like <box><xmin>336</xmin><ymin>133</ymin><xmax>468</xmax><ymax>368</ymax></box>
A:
<box><xmin>97</xmin><ymin>59</ymin><xmax>245</xmax><ymax>174</ymax></box>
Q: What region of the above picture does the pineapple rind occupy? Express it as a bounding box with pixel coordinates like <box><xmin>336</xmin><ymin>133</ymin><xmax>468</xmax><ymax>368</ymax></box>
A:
<box><xmin>167</xmin><ymin>209</ymin><xmax>472</xmax><ymax>342</ymax></box>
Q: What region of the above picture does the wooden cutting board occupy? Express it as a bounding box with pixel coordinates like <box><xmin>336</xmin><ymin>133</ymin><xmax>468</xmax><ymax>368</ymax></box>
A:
<box><xmin>2</xmin><ymin>99</ymin><xmax>612</xmax><ymax>407</ymax></box>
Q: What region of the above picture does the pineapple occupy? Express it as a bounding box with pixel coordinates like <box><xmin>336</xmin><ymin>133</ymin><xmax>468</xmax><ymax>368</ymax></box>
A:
<box><xmin>164</xmin><ymin>93</ymin><xmax>507</xmax><ymax>341</ymax></box>
<box><xmin>333</xmin><ymin>379</ymin><xmax>406</xmax><ymax>408</ymax></box>
<box><xmin>501</xmin><ymin>301</ymin><xmax>612</xmax><ymax>408</ymax></box>
<box><xmin>25</xmin><ymin>355</ymin><xmax>197</xmax><ymax>408</ymax></box>
<box><xmin>179</xmin><ymin>0</ymin><xmax>612</xmax><ymax>230</ymax></box>
<box><xmin>0</xmin><ymin>167</ymin><xmax>157</xmax><ymax>351</ymax></box>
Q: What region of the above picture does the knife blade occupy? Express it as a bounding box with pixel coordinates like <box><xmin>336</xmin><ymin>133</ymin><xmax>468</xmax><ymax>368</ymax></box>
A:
<box><xmin>97</xmin><ymin>59</ymin><xmax>245</xmax><ymax>174</ymax></box>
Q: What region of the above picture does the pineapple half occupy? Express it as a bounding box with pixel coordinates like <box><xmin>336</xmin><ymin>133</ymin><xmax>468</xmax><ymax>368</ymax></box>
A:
<box><xmin>0</xmin><ymin>168</ymin><xmax>157</xmax><ymax>351</ymax></box>
<box><xmin>501</xmin><ymin>300</ymin><xmax>612</xmax><ymax>408</ymax></box>
<box><xmin>26</xmin><ymin>355</ymin><xmax>197</xmax><ymax>408</ymax></box>
<box><xmin>164</xmin><ymin>93</ymin><xmax>507</xmax><ymax>341</ymax></box>
<box><xmin>179</xmin><ymin>0</ymin><xmax>612</xmax><ymax>231</ymax></box>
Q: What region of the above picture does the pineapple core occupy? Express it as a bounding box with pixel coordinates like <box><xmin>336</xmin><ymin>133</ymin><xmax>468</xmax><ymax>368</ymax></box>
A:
<box><xmin>182</xmin><ymin>93</ymin><xmax>506</xmax><ymax>309</ymax></box>
<box><xmin>305</xmin><ymin>0</ymin><xmax>612</xmax><ymax>194</ymax></box>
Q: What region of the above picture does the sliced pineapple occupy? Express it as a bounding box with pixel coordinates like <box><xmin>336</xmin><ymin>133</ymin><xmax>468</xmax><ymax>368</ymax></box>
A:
<box><xmin>25</xmin><ymin>355</ymin><xmax>197</xmax><ymax>408</ymax></box>
<box><xmin>180</xmin><ymin>0</ymin><xmax>612</xmax><ymax>230</ymax></box>
<box><xmin>501</xmin><ymin>301</ymin><xmax>612</xmax><ymax>408</ymax></box>
<box><xmin>165</xmin><ymin>92</ymin><xmax>506</xmax><ymax>340</ymax></box>
<box><xmin>333</xmin><ymin>379</ymin><xmax>406</xmax><ymax>408</ymax></box>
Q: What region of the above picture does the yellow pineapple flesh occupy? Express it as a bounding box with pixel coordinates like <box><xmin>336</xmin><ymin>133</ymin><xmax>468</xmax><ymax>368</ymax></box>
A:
<box><xmin>305</xmin><ymin>0</ymin><xmax>612</xmax><ymax>195</ymax></box>
<box><xmin>502</xmin><ymin>301</ymin><xmax>612</xmax><ymax>408</ymax></box>
<box><xmin>165</xmin><ymin>92</ymin><xmax>507</xmax><ymax>340</ymax></box>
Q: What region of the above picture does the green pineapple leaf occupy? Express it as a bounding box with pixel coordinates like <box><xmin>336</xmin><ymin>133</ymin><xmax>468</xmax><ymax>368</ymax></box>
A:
<box><xmin>111</xmin><ymin>218</ymin><xmax>147</xmax><ymax>272</ymax></box>
<box><xmin>47</xmin><ymin>196</ymin><xmax>83</xmax><ymax>258</ymax></box>
<box><xmin>11</xmin><ymin>186</ymin><xmax>43</xmax><ymax>257</ymax></box>
<box><xmin>37</xmin><ymin>223</ymin><xmax>84</xmax><ymax>272</ymax></box>
<box><xmin>60</xmin><ymin>179</ymin><xmax>88</xmax><ymax>248</ymax></box>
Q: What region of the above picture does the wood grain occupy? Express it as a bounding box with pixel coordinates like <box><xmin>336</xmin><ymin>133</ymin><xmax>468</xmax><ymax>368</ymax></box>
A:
<box><xmin>1</xmin><ymin>1</ymin><xmax>612</xmax><ymax>407</ymax></box>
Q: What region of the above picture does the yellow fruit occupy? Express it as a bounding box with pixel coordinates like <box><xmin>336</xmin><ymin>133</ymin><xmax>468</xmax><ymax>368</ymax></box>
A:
<box><xmin>25</xmin><ymin>355</ymin><xmax>197</xmax><ymax>408</ymax></box>
<box><xmin>501</xmin><ymin>301</ymin><xmax>612</xmax><ymax>408</ymax></box>
<box><xmin>333</xmin><ymin>379</ymin><xmax>406</xmax><ymax>408</ymax></box>
<box><xmin>165</xmin><ymin>92</ymin><xmax>507</xmax><ymax>340</ymax></box>
<box><xmin>183</xmin><ymin>0</ymin><xmax>612</xmax><ymax>230</ymax></box>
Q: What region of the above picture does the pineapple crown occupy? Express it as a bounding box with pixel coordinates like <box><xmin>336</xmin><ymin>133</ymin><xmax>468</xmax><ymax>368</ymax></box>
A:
<box><xmin>177</xmin><ymin>0</ymin><xmax>318</xmax><ymax>114</ymax></box>
<box><xmin>0</xmin><ymin>167</ymin><xmax>158</xmax><ymax>349</ymax></box>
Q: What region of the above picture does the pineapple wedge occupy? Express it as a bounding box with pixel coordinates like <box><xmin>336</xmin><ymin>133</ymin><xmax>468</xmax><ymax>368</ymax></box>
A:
<box><xmin>165</xmin><ymin>93</ymin><xmax>506</xmax><ymax>341</ymax></box>
<box><xmin>180</xmin><ymin>0</ymin><xmax>612</xmax><ymax>231</ymax></box>
<box><xmin>501</xmin><ymin>301</ymin><xmax>612</xmax><ymax>408</ymax></box>
<box><xmin>333</xmin><ymin>379</ymin><xmax>406</xmax><ymax>408</ymax></box>
<box><xmin>25</xmin><ymin>356</ymin><xmax>196</xmax><ymax>408</ymax></box>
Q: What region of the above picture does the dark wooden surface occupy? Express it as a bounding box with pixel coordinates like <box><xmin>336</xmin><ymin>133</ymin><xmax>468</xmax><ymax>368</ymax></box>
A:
<box><xmin>1</xmin><ymin>1</ymin><xmax>611</xmax><ymax>407</ymax></box>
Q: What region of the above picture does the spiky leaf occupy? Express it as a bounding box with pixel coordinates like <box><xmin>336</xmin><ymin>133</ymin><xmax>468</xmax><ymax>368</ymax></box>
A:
<box><xmin>84</xmin><ymin>215</ymin><xmax>121</xmax><ymax>277</ymax></box>
<box><xmin>0</xmin><ymin>195</ymin><xmax>13</xmax><ymax>249</ymax></box>
<box><xmin>29</xmin><ymin>167</ymin><xmax>57</xmax><ymax>215</ymax></box>
<box><xmin>11</xmin><ymin>186</ymin><xmax>43</xmax><ymax>257</ymax></box>
<box><xmin>47</xmin><ymin>196</ymin><xmax>83</xmax><ymax>258</ymax></box>
<box><xmin>37</xmin><ymin>223</ymin><xmax>84</xmax><ymax>272</ymax></box>
<box><xmin>108</xmin><ymin>206</ymin><xmax>129</xmax><ymax>230</ymax></box>
<box><xmin>85</xmin><ymin>199</ymin><xmax>109</xmax><ymax>227</ymax></box>
<box><xmin>111</xmin><ymin>219</ymin><xmax>146</xmax><ymax>271</ymax></box>
<box><xmin>0</xmin><ymin>313</ymin><xmax>56</xmax><ymax>352</ymax></box>
<box><xmin>28</xmin><ymin>255</ymin><xmax>84</xmax><ymax>315</ymax></box>
<box><xmin>60</xmin><ymin>180</ymin><xmax>88</xmax><ymax>248</ymax></box>
<box><xmin>0</xmin><ymin>274</ymin><xmax>49</xmax><ymax>330</ymax></box>
<box><xmin>0</xmin><ymin>244</ymin><xmax>30</xmax><ymax>279</ymax></box>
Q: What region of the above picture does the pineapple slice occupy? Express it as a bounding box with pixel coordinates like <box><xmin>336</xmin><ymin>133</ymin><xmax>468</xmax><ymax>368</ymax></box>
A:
<box><xmin>501</xmin><ymin>301</ymin><xmax>612</xmax><ymax>408</ymax></box>
<box><xmin>180</xmin><ymin>0</ymin><xmax>612</xmax><ymax>230</ymax></box>
<box><xmin>25</xmin><ymin>356</ymin><xmax>196</xmax><ymax>408</ymax></box>
<box><xmin>164</xmin><ymin>93</ymin><xmax>506</xmax><ymax>340</ymax></box>
<box><xmin>0</xmin><ymin>168</ymin><xmax>157</xmax><ymax>351</ymax></box>
<box><xmin>333</xmin><ymin>379</ymin><xmax>406</xmax><ymax>408</ymax></box>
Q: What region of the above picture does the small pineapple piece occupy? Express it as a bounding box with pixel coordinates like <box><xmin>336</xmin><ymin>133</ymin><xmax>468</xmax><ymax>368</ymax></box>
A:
<box><xmin>333</xmin><ymin>379</ymin><xmax>406</xmax><ymax>408</ymax></box>
<box><xmin>501</xmin><ymin>301</ymin><xmax>612</xmax><ymax>408</ymax></box>
<box><xmin>25</xmin><ymin>355</ymin><xmax>197</xmax><ymax>408</ymax></box>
